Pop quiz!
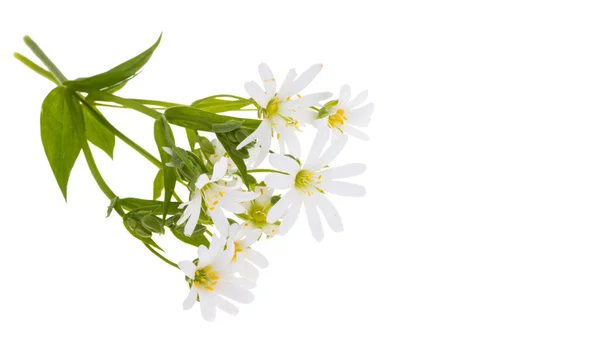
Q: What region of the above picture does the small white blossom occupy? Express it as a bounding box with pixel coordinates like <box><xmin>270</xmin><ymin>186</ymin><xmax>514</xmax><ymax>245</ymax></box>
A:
<box><xmin>177</xmin><ymin>158</ymin><xmax>259</xmax><ymax>236</ymax></box>
<box><xmin>239</xmin><ymin>186</ymin><xmax>280</xmax><ymax>238</ymax></box>
<box><xmin>226</xmin><ymin>223</ymin><xmax>269</xmax><ymax>281</ymax></box>
<box><xmin>237</xmin><ymin>63</ymin><xmax>332</xmax><ymax>166</ymax></box>
<box><xmin>264</xmin><ymin>131</ymin><xmax>366</xmax><ymax>241</ymax></box>
<box><xmin>314</xmin><ymin>84</ymin><xmax>374</xmax><ymax>140</ymax></box>
<box><xmin>178</xmin><ymin>235</ymin><xmax>255</xmax><ymax>321</ymax></box>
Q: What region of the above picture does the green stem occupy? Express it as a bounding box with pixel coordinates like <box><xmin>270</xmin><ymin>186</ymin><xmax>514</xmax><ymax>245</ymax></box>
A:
<box><xmin>130</xmin><ymin>98</ymin><xmax>182</xmax><ymax>108</ymax></box>
<box><xmin>13</xmin><ymin>53</ymin><xmax>58</xmax><ymax>84</ymax></box>
<box><xmin>247</xmin><ymin>168</ymin><xmax>289</xmax><ymax>175</ymax></box>
<box><xmin>23</xmin><ymin>36</ymin><xmax>67</xmax><ymax>84</ymax></box>
<box><xmin>144</xmin><ymin>244</ymin><xmax>179</xmax><ymax>269</ymax></box>
<box><xmin>89</xmin><ymin>90</ymin><xmax>163</xmax><ymax>119</ymax></box>
<box><xmin>78</xmin><ymin>96</ymin><xmax>163</xmax><ymax>168</ymax></box>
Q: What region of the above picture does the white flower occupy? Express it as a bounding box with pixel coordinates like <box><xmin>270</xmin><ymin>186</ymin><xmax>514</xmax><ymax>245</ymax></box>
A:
<box><xmin>314</xmin><ymin>84</ymin><xmax>374</xmax><ymax>140</ymax></box>
<box><xmin>208</xmin><ymin>139</ymin><xmax>237</xmax><ymax>174</ymax></box>
<box><xmin>226</xmin><ymin>223</ymin><xmax>269</xmax><ymax>281</ymax></box>
<box><xmin>239</xmin><ymin>186</ymin><xmax>280</xmax><ymax>238</ymax></box>
<box><xmin>178</xmin><ymin>235</ymin><xmax>255</xmax><ymax>321</ymax></box>
<box><xmin>264</xmin><ymin>131</ymin><xmax>366</xmax><ymax>241</ymax></box>
<box><xmin>236</xmin><ymin>63</ymin><xmax>332</xmax><ymax>166</ymax></box>
<box><xmin>177</xmin><ymin>157</ymin><xmax>259</xmax><ymax>236</ymax></box>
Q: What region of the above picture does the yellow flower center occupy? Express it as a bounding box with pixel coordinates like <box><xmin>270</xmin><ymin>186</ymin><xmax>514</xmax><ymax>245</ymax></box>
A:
<box><xmin>265</xmin><ymin>97</ymin><xmax>280</xmax><ymax>118</ymax></box>
<box><xmin>295</xmin><ymin>170</ymin><xmax>315</xmax><ymax>190</ymax></box>
<box><xmin>193</xmin><ymin>265</ymin><xmax>220</xmax><ymax>291</ymax></box>
<box><xmin>328</xmin><ymin>109</ymin><xmax>347</xmax><ymax>130</ymax></box>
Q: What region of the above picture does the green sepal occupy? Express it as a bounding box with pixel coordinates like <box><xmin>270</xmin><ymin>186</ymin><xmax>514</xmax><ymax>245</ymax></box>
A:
<box><xmin>154</xmin><ymin>117</ymin><xmax>177</xmax><ymax>219</ymax></box>
<box><xmin>141</xmin><ymin>215</ymin><xmax>165</xmax><ymax>234</ymax></box>
<box><xmin>169</xmin><ymin>222</ymin><xmax>209</xmax><ymax>248</ymax></box>
<box><xmin>317</xmin><ymin>100</ymin><xmax>338</xmax><ymax>119</ymax></box>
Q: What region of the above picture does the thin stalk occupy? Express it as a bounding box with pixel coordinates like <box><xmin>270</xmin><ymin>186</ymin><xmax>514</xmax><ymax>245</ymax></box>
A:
<box><xmin>23</xmin><ymin>36</ymin><xmax>67</xmax><ymax>84</ymax></box>
<box><xmin>13</xmin><ymin>53</ymin><xmax>57</xmax><ymax>84</ymax></box>
<box><xmin>144</xmin><ymin>244</ymin><xmax>179</xmax><ymax>268</ymax></box>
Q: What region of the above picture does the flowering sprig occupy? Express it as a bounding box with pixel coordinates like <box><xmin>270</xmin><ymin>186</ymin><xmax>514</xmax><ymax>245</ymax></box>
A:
<box><xmin>14</xmin><ymin>34</ymin><xmax>373</xmax><ymax>321</ymax></box>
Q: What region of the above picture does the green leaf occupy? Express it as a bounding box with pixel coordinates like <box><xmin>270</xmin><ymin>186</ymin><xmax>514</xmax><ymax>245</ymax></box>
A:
<box><xmin>40</xmin><ymin>86</ymin><xmax>82</xmax><ymax>200</ymax></box>
<box><xmin>141</xmin><ymin>215</ymin><xmax>165</xmax><ymax>234</ymax></box>
<box><xmin>118</xmin><ymin>197</ymin><xmax>182</xmax><ymax>215</ymax></box>
<box><xmin>82</xmin><ymin>105</ymin><xmax>115</xmax><ymax>158</ymax></box>
<box><xmin>191</xmin><ymin>96</ymin><xmax>253</xmax><ymax>113</ymax></box>
<box><xmin>152</xmin><ymin>169</ymin><xmax>164</xmax><ymax>200</ymax></box>
<box><xmin>154</xmin><ymin>117</ymin><xmax>177</xmax><ymax>219</ymax></box>
<box><xmin>170</xmin><ymin>224</ymin><xmax>209</xmax><ymax>248</ymax></box>
<box><xmin>185</xmin><ymin>128</ymin><xmax>198</xmax><ymax>150</ymax></box>
<box><xmin>164</xmin><ymin>106</ymin><xmax>260</xmax><ymax>133</ymax></box>
<box><xmin>66</xmin><ymin>34</ymin><xmax>162</xmax><ymax>91</ymax></box>
<box><xmin>212</xmin><ymin>120</ymin><xmax>244</xmax><ymax>133</ymax></box>
<box><xmin>216</xmin><ymin>132</ymin><xmax>250</xmax><ymax>186</ymax></box>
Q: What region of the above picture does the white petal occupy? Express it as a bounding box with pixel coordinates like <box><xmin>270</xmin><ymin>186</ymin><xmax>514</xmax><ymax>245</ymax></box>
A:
<box><xmin>266</xmin><ymin>191</ymin><xmax>293</xmax><ymax>223</ymax></box>
<box><xmin>305</xmin><ymin>199</ymin><xmax>324</xmax><ymax>242</ymax></box>
<box><xmin>264</xmin><ymin>173</ymin><xmax>294</xmax><ymax>189</ymax></box>
<box><xmin>320</xmin><ymin>163</ymin><xmax>366</xmax><ymax>180</ymax></box>
<box><xmin>215</xmin><ymin>296</ymin><xmax>239</xmax><ymax>316</ymax></box>
<box><xmin>237</xmin><ymin>261</ymin><xmax>259</xmax><ymax>281</ymax></box>
<box><xmin>220</xmin><ymin>282</ymin><xmax>254</xmax><ymax>304</ymax></box>
<box><xmin>338</xmin><ymin>85</ymin><xmax>351</xmax><ymax>105</ymax></box>
<box><xmin>220</xmin><ymin>199</ymin><xmax>246</xmax><ymax>214</ymax></box>
<box><xmin>244</xmin><ymin>81</ymin><xmax>269</xmax><ymax>108</ymax></box>
<box><xmin>277</xmin><ymin>69</ymin><xmax>297</xmax><ymax>98</ymax></box>
<box><xmin>269</xmin><ymin>154</ymin><xmax>300</xmax><ymax>173</ymax></box>
<box><xmin>259</xmin><ymin>63</ymin><xmax>276</xmax><ymax>97</ymax></box>
<box><xmin>183</xmin><ymin>288</ymin><xmax>198</xmax><ymax>310</ymax></box>
<box><xmin>317</xmin><ymin>134</ymin><xmax>348</xmax><ymax>168</ymax></box>
<box><xmin>195</xmin><ymin>174</ymin><xmax>210</xmax><ymax>189</ymax></box>
<box><xmin>178</xmin><ymin>260</ymin><xmax>197</xmax><ymax>279</ymax></box>
<box><xmin>228</xmin><ymin>190</ymin><xmax>260</xmax><ymax>202</ymax></box>
<box><xmin>305</xmin><ymin>129</ymin><xmax>329</xmax><ymax>169</ymax></box>
<box><xmin>237</xmin><ymin>119</ymin><xmax>266</xmax><ymax>150</ymax></box>
<box><xmin>346</xmin><ymin>90</ymin><xmax>369</xmax><ymax>109</ymax></box>
<box><xmin>278</xmin><ymin>196</ymin><xmax>302</xmax><ymax>235</ymax></box>
<box><xmin>291</xmin><ymin>64</ymin><xmax>323</xmax><ymax>95</ymax></box>
<box><xmin>314</xmin><ymin>194</ymin><xmax>344</xmax><ymax>232</ymax></box>
<box><xmin>211</xmin><ymin>157</ymin><xmax>228</xmax><ymax>182</ymax></box>
<box><xmin>348</xmin><ymin>102</ymin><xmax>374</xmax><ymax>120</ymax></box>
<box><xmin>208</xmin><ymin>235</ymin><xmax>225</xmax><ymax>258</ymax></box>
<box><xmin>241</xmin><ymin>229</ymin><xmax>262</xmax><ymax>246</ymax></box>
<box><xmin>200</xmin><ymin>293</ymin><xmax>217</xmax><ymax>322</ymax></box>
<box><xmin>252</xmin><ymin>124</ymin><xmax>273</xmax><ymax>167</ymax></box>
<box><xmin>282</xmin><ymin>127</ymin><xmax>301</xmax><ymax>158</ymax></box>
<box><xmin>197</xmin><ymin>246</ymin><xmax>212</xmax><ymax>269</ymax></box>
<box><xmin>183</xmin><ymin>192</ymin><xmax>202</xmax><ymax>236</ymax></box>
<box><xmin>343</xmin><ymin>125</ymin><xmax>369</xmax><ymax>140</ymax></box>
<box><xmin>245</xmin><ymin>249</ymin><xmax>269</xmax><ymax>268</ymax></box>
<box><xmin>209</xmin><ymin>208</ymin><xmax>230</xmax><ymax>237</ymax></box>
<box><xmin>321</xmin><ymin>181</ymin><xmax>366</xmax><ymax>197</ymax></box>
<box><xmin>287</xmin><ymin>92</ymin><xmax>332</xmax><ymax>108</ymax></box>
<box><xmin>236</xmin><ymin>277</ymin><xmax>257</xmax><ymax>290</ymax></box>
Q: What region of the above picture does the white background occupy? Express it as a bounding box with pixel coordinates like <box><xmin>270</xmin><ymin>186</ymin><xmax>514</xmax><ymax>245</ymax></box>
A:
<box><xmin>1</xmin><ymin>1</ymin><xmax>600</xmax><ymax>349</ymax></box>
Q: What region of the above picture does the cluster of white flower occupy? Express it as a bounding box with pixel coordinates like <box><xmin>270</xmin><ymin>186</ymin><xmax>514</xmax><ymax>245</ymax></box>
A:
<box><xmin>173</xmin><ymin>63</ymin><xmax>373</xmax><ymax>321</ymax></box>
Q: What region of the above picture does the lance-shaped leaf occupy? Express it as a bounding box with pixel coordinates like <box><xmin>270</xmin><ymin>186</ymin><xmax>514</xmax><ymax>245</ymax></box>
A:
<box><xmin>82</xmin><ymin>105</ymin><xmax>115</xmax><ymax>158</ymax></box>
<box><xmin>191</xmin><ymin>95</ymin><xmax>253</xmax><ymax>113</ymax></box>
<box><xmin>118</xmin><ymin>197</ymin><xmax>182</xmax><ymax>215</ymax></box>
<box><xmin>66</xmin><ymin>34</ymin><xmax>162</xmax><ymax>91</ymax></box>
<box><xmin>40</xmin><ymin>86</ymin><xmax>82</xmax><ymax>200</ymax></box>
<box><xmin>154</xmin><ymin>116</ymin><xmax>177</xmax><ymax>219</ymax></box>
<box><xmin>152</xmin><ymin>168</ymin><xmax>164</xmax><ymax>200</ymax></box>
<box><xmin>164</xmin><ymin>106</ymin><xmax>260</xmax><ymax>132</ymax></box>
